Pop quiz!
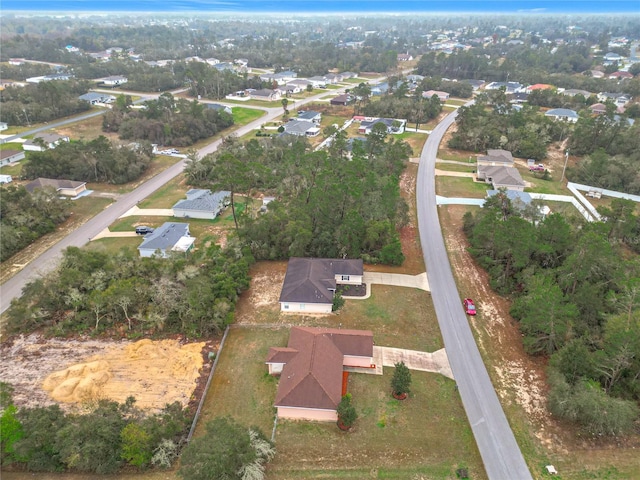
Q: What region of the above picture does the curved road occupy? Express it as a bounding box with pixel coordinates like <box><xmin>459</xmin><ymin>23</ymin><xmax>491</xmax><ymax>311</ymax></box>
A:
<box><xmin>417</xmin><ymin>110</ymin><xmax>532</xmax><ymax>479</ymax></box>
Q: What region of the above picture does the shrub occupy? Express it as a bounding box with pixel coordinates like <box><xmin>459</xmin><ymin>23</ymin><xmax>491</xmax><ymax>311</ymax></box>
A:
<box><xmin>391</xmin><ymin>361</ymin><xmax>412</xmax><ymax>396</ymax></box>
<box><xmin>336</xmin><ymin>394</ymin><xmax>358</xmax><ymax>428</ymax></box>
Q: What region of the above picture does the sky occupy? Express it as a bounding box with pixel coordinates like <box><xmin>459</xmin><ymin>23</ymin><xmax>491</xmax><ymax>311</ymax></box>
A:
<box><xmin>2</xmin><ymin>0</ymin><xmax>639</xmax><ymax>13</ymax></box>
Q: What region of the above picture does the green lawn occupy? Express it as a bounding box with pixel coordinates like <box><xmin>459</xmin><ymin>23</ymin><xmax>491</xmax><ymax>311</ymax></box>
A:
<box><xmin>436</xmin><ymin>177</ymin><xmax>489</xmax><ymax>198</ymax></box>
<box><xmin>138</xmin><ymin>176</ymin><xmax>188</xmax><ymax>208</ymax></box>
<box><xmin>436</xmin><ymin>161</ymin><xmax>476</xmax><ymax>173</ymax></box>
<box><xmin>232</xmin><ymin>107</ymin><xmax>266</xmax><ymax>125</ymax></box>
<box><xmin>0</xmin><ymin>162</ymin><xmax>23</xmax><ymax>177</ymax></box>
<box><xmin>437</xmin><ymin>150</ymin><xmax>477</xmax><ymax>162</ymax></box>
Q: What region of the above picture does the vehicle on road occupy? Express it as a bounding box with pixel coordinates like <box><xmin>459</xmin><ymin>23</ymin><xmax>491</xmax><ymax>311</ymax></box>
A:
<box><xmin>463</xmin><ymin>298</ymin><xmax>477</xmax><ymax>315</ymax></box>
<box><xmin>135</xmin><ymin>226</ymin><xmax>154</xmax><ymax>235</ymax></box>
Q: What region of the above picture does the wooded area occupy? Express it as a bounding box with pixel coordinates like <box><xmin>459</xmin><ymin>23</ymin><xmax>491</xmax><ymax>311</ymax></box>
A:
<box><xmin>463</xmin><ymin>194</ymin><xmax>640</xmax><ymax>436</ymax></box>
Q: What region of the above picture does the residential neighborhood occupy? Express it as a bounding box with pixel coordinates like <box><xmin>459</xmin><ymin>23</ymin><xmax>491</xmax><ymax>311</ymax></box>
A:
<box><xmin>0</xmin><ymin>11</ymin><xmax>639</xmax><ymax>480</ymax></box>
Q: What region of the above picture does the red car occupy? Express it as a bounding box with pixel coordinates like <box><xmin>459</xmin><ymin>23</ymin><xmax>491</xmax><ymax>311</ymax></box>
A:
<box><xmin>463</xmin><ymin>298</ymin><xmax>477</xmax><ymax>315</ymax></box>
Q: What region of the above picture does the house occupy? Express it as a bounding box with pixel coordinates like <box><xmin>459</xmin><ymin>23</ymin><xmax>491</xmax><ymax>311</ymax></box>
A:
<box><xmin>598</xmin><ymin>92</ymin><xmax>631</xmax><ymax>106</ymax></box>
<box><xmin>484</xmin><ymin>81</ymin><xmax>524</xmax><ymax>94</ymax></box>
<box><xmin>526</xmin><ymin>83</ymin><xmax>555</xmax><ymax>93</ymax></box>
<box><xmin>266</xmin><ymin>326</ymin><xmax>374</xmax><ymax>421</ymax></box>
<box><xmin>259</xmin><ymin>71</ymin><xmax>297</xmax><ymax>85</ymax></box>
<box><xmin>205</xmin><ymin>103</ymin><xmax>233</xmax><ymax>115</ymax></box>
<box><xmin>609</xmin><ymin>71</ymin><xmax>633</xmax><ymax>80</ymax></box>
<box><xmin>544</xmin><ymin>108</ymin><xmax>579</xmax><ymax>123</ymax></box>
<box><xmin>172</xmin><ymin>189</ymin><xmax>230</xmax><ymax>219</ymax></box>
<box><xmin>358</xmin><ymin>117</ymin><xmax>406</xmax><ymax>135</ymax></box>
<box><xmin>561</xmin><ymin>88</ymin><xmax>592</xmax><ymax>98</ymax></box>
<box><xmin>78</xmin><ymin>92</ymin><xmax>116</xmax><ymax>105</ymax></box>
<box><xmin>486</xmin><ymin>189</ymin><xmax>533</xmax><ymax>210</ymax></box>
<box><xmin>476</xmin><ymin>149</ymin><xmax>514</xmax><ymax>167</ymax></box>
<box><xmin>0</xmin><ymin>122</ymin><xmax>8</xmax><ymax>131</ymax></box>
<box><xmin>260</xmin><ymin>196</ymin><xmax>276</xmax><ymax>213</ymax></box>
<box><xmin>283</xmin><ymin>120</ymin><xmax>320</xmax><ymax>137</ymax></box>
<box><xmin>206</xmin><ymin>58</ymin><xmax>220</xmax><ymax>65</ymax></box>
<box><xmin>462</xmin><ymin>79</ymin><xmax>486</xmax><ymax>91</ymax></box>
<box><xmin>330</xmin><ymin>94</ymin><xmax>351</xmax><ymax>106</ymax></box>
<box><xmin>277</xmin><ymin>85</ymin><xmax>301</xmax><ymax>96</ymax></box>
<box><xmin>589</xmin><ymin>103</ymin><xmax>608</xmax><ymax>115</ymax></box>
<box><xmin>397</xmin><ymin>53</ymin><xmax>413</xmax><ymax>62</ymax></box>
<box><xmin>214</xmin><ymin>62</ymin><xmax>236</xmax><ymax>73</ymax></box>
<box><xmin>9</xmin><ymin>58</ymin><xmax>26</xmax><ymax>66</ymax></box>
<box><xmin>325</xmin><ymin>73</ymin><xmax>344</xmax><ymax>84</ymax></box>
<box><xmin>138</xmin><ymin>222</ymin><xmax>195</xmax><ymax>258</ymax></box>
<box><xmin>22</xmin><ymin>133</ymin><xmax>70</xmax><ymax>151</ymax></box>
<box><xmin>25</xmin><ymin>178</ymin><xmax>87</xmax><ymax>197</ymax></box>
<box><xmin>102</xmin><ymin>75</ymin><xmax>128</xmax><ymax>87</ymax></box>
<box><xmin>250</xmin><ymin>89</ymin><xmax>281</xmax><ymax>101</ymax></box>
<box><xmin>477</xmin><ymin>165</ymin><xmax>525</xmax><ymax>191</ymax></box>
<box><xmin>279</xmin><ymin>257</ymin><xmax>364</xmax><ymax>313</ymax></box>
<box><xmin>0</xmin><ymin>174</ymin><xmax>13</xmax><ymax>184</ymax></box>
<box><xmin>297</xmin><ymin>110</ymin><xmax>322</xmax><ymax>124</ymax></box>
<box><xmin>422</xmin><ymin>90</ymin><xmax>450</xmax><ymax>101</ymax></box>
<box><xmin>0</xmin><ymin>149</ymin><xmax>26</xmax><ymax>167</ymax></box>
<box><xmin>286</xmin><ymin>79</ymin><xmax>313</xmax><ymax>90</ymax></box>
<box><xmin>307</xmin><ymin>76</ymin><xmax>328</xmax><ymax>88</ymax></box>
<box><xmin>340</xmin><ymin>72</ymin><xmax>357</xmax><ymax>79</ymax></box>
<box><xmin>509</xmin><ymin>92</ymin><xmax>529</xmax><ymax>104</ymax></box>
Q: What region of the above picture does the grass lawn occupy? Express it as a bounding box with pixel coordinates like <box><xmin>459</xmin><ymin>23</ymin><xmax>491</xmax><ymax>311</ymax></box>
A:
<box><xmin>436</xmin><ymin>177</ymin><xmax>489</xmax><ymax>198</ymax></box>
<box><xmin>436</xmin><ymin>161</ymin><xmax>476</xmax><ymax>173</ymax></box>
<box><xmin>0</xmin><ymin>162</ymin><xmax>23</xmax><ymax>177</ymax></box>
<box><xmin>232</xmin><ymin>107</ymin><xmax>265</xmax><ymax>125</ymax></box>
<box><xmin>86</xmin><ymin>238</ymin><xmax>141</xmax><ymax>256</ymax></box>
<box><xmin>437</xmin><ymin>149</ymin><xmax>477</xmax><ymax>162</ymax></box>
<box><xmin>395</xmin><ymin>131</ymin><xmax>428</xmax><ymax>157</ymax></box>
<box><xmin>138</xmin><ymin>176</ymin><xmax>189</xmax><ymax>208</ymax></box>
<box><xmin>445</xmin><ymin>99</ymin><xmax>469</xmax><ymax>106</ymax></box>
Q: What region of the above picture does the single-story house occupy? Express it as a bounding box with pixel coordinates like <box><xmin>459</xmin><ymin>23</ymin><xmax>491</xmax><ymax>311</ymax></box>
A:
<box><xmin>589</xmin><ymin>103</ymin><xmax>608</xmax><ymax>115</ymax></box>
<box><xmin>358</xmin><ymin>117</ymin><xmax>406</xmax><ymax>135</ymax></box>
<box><xmin>609</xmin><ymin>71</ymin><xmax>633</xmax><ymax>80</ymax></box>
<box><xmin>307</xmin><ymin>76</ymin><xmax>328</xmax><ymax>88</ymax></box>
<box><xmin>260</xmin><ymin>71</ymin><xmax>297</xmax><ymax>85</ymax></box>
<box><xmin>325</xmin><ymin>73</ymin><xmax>344</xmax><ymax>83</ymax></box>
<box><xmin>484</xmin><ymin>81</ymin><xmax>524</xmax><ymax>94</ymax></box>
<box><xmin>477</xmin><ymin>149</ymin><xmax>514</xmax><ymax>167</ymax></box>
<box><xmin>545</xmin><ymin>108</ymin><xmax>579</xmax><ymax>123</ymax></box>
<box><xmin>277</xmin><ymin>85</ymin><xmax>301</xmax><ymax>96</ymax></box>
<box><xmin>561</xmin><ymin>88</ymin><xmax>592</xmax><ymax>98</ymax></box>
<box><xmin>462</xmin><ymin>79</ymin><xmax>486</xmax><ymax>91</ymax></box>
<box><xmin>0</xmin><ymin>122</ymin><xmax>8</xmax><ymax>131</ymax></box>
<box><xmin>0</xmin><ymin>149</ymin><xmax>25</xmax><ymax>167</ymax></box>
<box><xmin>297</xmin><ymin>110</ymin><xmax>322</xmax><ymax>124</ymax></box>
<box><xmin>283</xmin><ymin>120</ymin><xmax>320</xmax><ymax>137</ymax></box>
<box><xmin>422</xmin><ymin>90</ymin><xmax>450</xmax><ymax>101</ymax></box>
<box><xmin>598</xmin><ymin>92</ymin><xmax>631</xmax><ymax>106</ymax></box>
<box><xmin>22</xmin><ymin>133</ymin><xmax>70</xmax><ymax>152</ymax></box>
<box><xmin>279</xmin><ymin>257</ymin><xmax>364</xmax><ymax>313</ymax></box>
<box><xmin>509</xmin><ymin>92</ymin><xmax>529</xmax><ymax>104</ymax></box>
<box><xmin>589</xmin><ymin>70</ymin><xmax>606</xmax><ymax>78</ymax></box>
<box><xmin>397</xmin><ymin>53</ymin><xmax>413</xmax><ymax>62</ymax></box>
<box><xmin>9</xmin><ymin>58</ymin><xmax>26</xmax><ymax>66</ymax></box>
<box><xmin>330</xmin><ymin>94</ymin><xmax>351</xmax><ymax>106</ymax></box>
<box><xmin>526</xmin><ymin>83</ymin><xmax>555</xmax><ymax>93</ymax></box>
<box><xmin>0</xmin><ymin>174</ymin><xmax>13</xmax><ymax>184</ymax></box>
<box><xmin>340</xmin><ymin>72</ymin><xmax>357</xmax><ymax>79</ymax></box>
<box><xmin>138</xmin><ymin>222</ymin><xmax>195</xmax><ymax>258</ymax></box>
<box><xmin>477</xmin><ymin>165</ymin><xmax>525</xmax><ymax>191</ymax></box>
<box><xmin>205</xmin><ymin>103</ymin><xmax>233</xmax><ymax>115</ymax></box>
<box><xmin>487</xmin><ymin>189</ymin><xmax>533</xmax><ymax>210</ymax></box>
<box><xmin>172</xmin><ymin>189</ymin><xmax>230</xmax><ymax>219</ymax></box>
<box><xmin>266</xmin><ymin>326</ymin><xmax>374</xmax><ymax>421</ymax></box>
<box><xmin>603</xmin><ymin>52</ymin><xmax>623</xmax><ymax>63</ymax></box>
<box><xmin>286</xmin><ymin>79</ymin><xmax>313</xmax><ymax>90</ymax></box>
<box><xmin>25</xmin><ymin>178</ymin><xmax>87</xmax><ymax>197</ymax></box>
<box><xmin>78</xmin><ymin>92</ymin><xmax>116</xmax><ymax>104</ymax></box>
<box><xmin>102</xmin><ymin>75</ymin><xmax>128</xmax><ymax>87</ymax></box>
<box><xmin>250</xmin><ymin>89</ymin><xmax>281</xmax><ymax>101</ymax></box>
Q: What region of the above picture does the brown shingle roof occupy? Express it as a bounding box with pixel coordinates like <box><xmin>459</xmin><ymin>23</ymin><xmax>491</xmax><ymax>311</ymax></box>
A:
<box><xmin>272</xmin><ymin>327</ymin><xmax>373</xmax><ymax>411</ymax></box>
<box><xmin>25</xmin><ymin>177</ymin><xmax>86</xmax><ymax>193</ymax></box>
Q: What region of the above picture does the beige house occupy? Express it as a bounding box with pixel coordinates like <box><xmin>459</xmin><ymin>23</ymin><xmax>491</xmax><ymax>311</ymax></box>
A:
<box><xmin>25</xmin><ymin>178</ymin><xmax>87</xmax><ymax>197</ymax></box>
<box><xmin>476</xmin><ymin>149</ymin><xmax>514</xmax><ymax>167</ymax></box>
<box><xmin>266</xmin><ymin>326</ymin><xmax>374</xmax><ymax>421</ymax></box>
<box><xmin>279</xmin><ymin>258</ymin><xmax>364</xmax><ymax>313</ymax></box>
<box><xmin>477</xmin><ymin>165</ymin><xmax>525</xmax><ymax>191</ymax></box>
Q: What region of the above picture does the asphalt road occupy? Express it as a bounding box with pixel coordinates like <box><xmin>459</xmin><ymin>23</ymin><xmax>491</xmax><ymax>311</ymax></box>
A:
<box><xmin>416</xmin><ymin>110</ymin><xmax>533</xmax><ymax>479</ymax></box>
<box><xmin>0</xmin><ymin>86</ymin><xmax>351</xmax><ymax>314</ymax></box>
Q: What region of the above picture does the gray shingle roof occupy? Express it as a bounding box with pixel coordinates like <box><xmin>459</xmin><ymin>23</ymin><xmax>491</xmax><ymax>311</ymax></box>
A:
<box><xmin>478</xmin><ymin>165</ymin><xmax>525</xmax><ymax>188</ymax></box>
<box><xmin>172</xmin><ymin>189</ymin><xmax>230</xmax><ymax>213</ymax></box>
<box><xmin>279</xmin><ymin>257</ymin><xmax>363</xmax><ymax>304</ymax></box>
<box><xmin>138</xmin><ymin>222</ymin><xmax>190</xmax><ymax>251</ymax></box>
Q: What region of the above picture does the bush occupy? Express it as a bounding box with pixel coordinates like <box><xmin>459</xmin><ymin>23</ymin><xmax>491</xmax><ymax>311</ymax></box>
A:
<box><xmin>391</xmin><ymin>361</ymin><xmax>412</xmax><ymax>396</ymax></box>
<box><xmin>332</xmin><ymin>292</ymin><xmax>345</xmax><ymax>312</ymax></box>
<box><xmin>336</xmin><ymin>394</ymin><xmax>358</xmax><ymax>428</ymax></box>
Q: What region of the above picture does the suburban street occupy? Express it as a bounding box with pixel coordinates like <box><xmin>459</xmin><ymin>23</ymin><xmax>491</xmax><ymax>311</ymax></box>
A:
<box><xmin>416</xmin><ymin>110</ymin><xmax>533</xmax><ymax>479</ymax></box>
<box><xmin>0</xmin><ymin>87</ymin><xmax>345</xmax><ymax>314</ymax></box>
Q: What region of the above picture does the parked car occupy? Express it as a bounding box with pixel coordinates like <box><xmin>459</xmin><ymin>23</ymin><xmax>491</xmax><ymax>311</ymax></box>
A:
<box><xmin>529</xmin><ymin>164</ymin><xmax>545</xmax><ymax>172</ymax></box>
<box><xmin>463</xmin><ymin>298</ymin><xmax>476</xmax><ymax>315</ymax></box>
<box><xmin>135</xmin><ymin>226</ymin><xmax>154</xmax><ymax>235</ymax></box>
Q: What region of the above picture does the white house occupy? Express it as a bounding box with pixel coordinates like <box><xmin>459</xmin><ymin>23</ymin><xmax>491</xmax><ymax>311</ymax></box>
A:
<box><xmin>138</xmin><ymin>222</ymin><xmax>195</xmax><ymax>258</ymax></box>
<box><xmin>544</xmin><ymin>108</ymin><xmax>579</xmax><ymax>123</ymax></box>
<box><xmin>172</xmin><ymin>189</ymin><xmax>230</xmax><ymax>219</ymax></box>
<box><xmin>22</xmin><ymin>133</ymin><xmax>70</xmax><ymax>152</ymax></box>
<box><xmin>279</xmin><ymin>258</ymin><xmax>364</xmax><ymax>313</ymax></box>
<box><xmin>102</xmin><ymin>75</ymin><xmax>128</xmax><ymax>87</ymax></box>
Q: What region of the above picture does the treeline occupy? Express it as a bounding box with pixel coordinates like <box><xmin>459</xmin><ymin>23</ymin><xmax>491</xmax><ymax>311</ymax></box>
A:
<box><xmin>0</xmin><ymin>185</ymin><xmax>71</xmax><ymax>262</ymax></box>
<box><xmin>102</xmin><ymin>93</ymin><xmax>234</xmax><ymax>147</ymax></box>
<box><xmin>6</xmin><ymin>243</ymin><xmax>251</xmax><ymax>337</ymax></box>
<box><xmin>1</xmin><ymin>386</ymin><xmax>190</xmax><ymax>474</ymax></box>
<box><xmin>185</xmin><ymin>131</ymin><xmax>410</xmax><ymax>265</ymax></box>
<box><xmin>463</xmin><ymin>194</ymin><xmax>640</xmax><ymax>436</ymax></box>
<box><xmin>184</xmin><ymin>62</ymin><xmax>264</xmax><ymax>99</ymax></box>
<box><xmin>22</xmin><ymin>136</ymin><xmax>154</xmax><ymax>185</ymax></box>
<box><xmin>0</xmin><ymin>63</ymin><xmax>54</xmax><ymax>81</ymax></box>
<box><xmin>363</xmin><ymin>94</ymin><xmax>442</xmax><ymax>128</ymax></box>
<box><xmin>448</xmin><ymin>91</ymin><xmax>563</xmax><ymax>160</ymax></box>
<box><xmin>0</xmin><ymin>80</ymin><xmax>91</xmax><ymax>126</ymax></box>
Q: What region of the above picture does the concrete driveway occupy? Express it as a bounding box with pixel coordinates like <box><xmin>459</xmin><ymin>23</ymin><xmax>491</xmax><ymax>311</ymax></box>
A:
<box><xmin>346</xmin><ymin>346</ymin><xmax>453</xmax><ymax>380</ymax></box>
<box><xmin>350</xmin><ymin>272</ymin><xmax>429</xmax><ymax>300</ymax></box>
<box><xmin>119</xmin><ymin>206</ymin><xmax>174</xmax><ymax>218</ymax></box>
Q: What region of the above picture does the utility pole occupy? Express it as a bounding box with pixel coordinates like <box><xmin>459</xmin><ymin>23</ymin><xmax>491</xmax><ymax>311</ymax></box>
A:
<box><xmin>561</xmin><ymin>149</ymin><xmax>569</xmax><ymax>182</ymax></box>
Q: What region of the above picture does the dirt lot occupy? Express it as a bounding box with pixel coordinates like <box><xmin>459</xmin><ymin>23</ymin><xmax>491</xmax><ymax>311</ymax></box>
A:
<box><xmin>0</xmin><ymin>334</ymin><xmax>216</xmax><ymax>414</ymax></box>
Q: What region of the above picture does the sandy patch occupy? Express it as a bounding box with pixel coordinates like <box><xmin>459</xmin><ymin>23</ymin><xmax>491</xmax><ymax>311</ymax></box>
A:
<box><xmin>1</xmin><ymin>334</ymin><xmax>207</xmax><ymax>413</ymax></box>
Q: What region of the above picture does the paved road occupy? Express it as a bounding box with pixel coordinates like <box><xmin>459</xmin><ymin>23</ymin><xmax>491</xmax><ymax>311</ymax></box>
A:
<box><xmin>416</xmin><ymin>110</ymin><xmax>533</xmax><ymax>479</ymax></box>
<box><xmin>0</xmin><ymin>85</ymin><xmax>355</xmax><ymax>314</ymax></box>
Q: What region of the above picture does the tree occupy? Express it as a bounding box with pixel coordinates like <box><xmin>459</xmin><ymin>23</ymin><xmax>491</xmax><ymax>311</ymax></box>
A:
<box><xmin>121</xmin><ymin>422</ymin><xmax>153</xmax><ymax>468</ymax></box>
<box><xmin>281</xmin><ymin>98</ymin><xmax>289</xmax><ymax>117</ymax></box>
<box><xmin>178</xmin><ymin>417</ymin><xmax>274</xmax><ymax>480</ymax></box>
<box><xmin>206</xmin><ymin>151</ymin><xmax>250</xmax><ymax>230</ymax></box>
<box><xmin>391</xmin><ymin>361</ymin><xmax>412</xmax><ymax>397</ymax></box>
<box><xmin>336</xmin><ymin>393</ymin><xmax>358</xmax><ymax>429</ymax></box>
